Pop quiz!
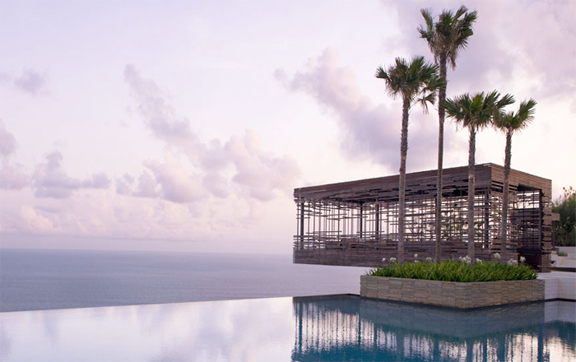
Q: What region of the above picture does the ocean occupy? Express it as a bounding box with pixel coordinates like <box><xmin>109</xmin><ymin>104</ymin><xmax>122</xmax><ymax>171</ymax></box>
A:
<box><xmin>0</xmin><ymin>248</ymin><xmax>367</xmax><ymax>312</ymax></box>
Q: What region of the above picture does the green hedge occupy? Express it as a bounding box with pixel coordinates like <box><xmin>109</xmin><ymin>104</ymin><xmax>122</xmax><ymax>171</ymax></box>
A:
<box><xmin>367</xmin><ymin>260</ymin><xmax>537</xmax><ymax>282</ymax></box>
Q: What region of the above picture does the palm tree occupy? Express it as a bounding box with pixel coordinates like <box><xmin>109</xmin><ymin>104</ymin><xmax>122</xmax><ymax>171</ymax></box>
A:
<box><xmin>419</xmin><ymin>6</ymin><xmax>477</xmax><ymax>262</ymax></box>
<box><xmin>376</xmin><ymin>56</ymin><xmax>442</xmax><ymax>263</ymax></box>
<box><xmin>493</xmin><ymin>99</ymin><xmax>537</xmax><ymax>260</ymax></box>
<box><xmin>444</xmin><ymin>91</ymin><xmax>515</xmax><ymax>261</ymax></box>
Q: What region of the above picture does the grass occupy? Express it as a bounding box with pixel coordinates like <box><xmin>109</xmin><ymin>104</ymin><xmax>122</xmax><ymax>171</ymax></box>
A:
<box><xmin>558</xmin><ymin>251</ymin><xmax>568</xmax><ymax>257</ymax></box>
<box><xmin>367</xmin><ymin>260</ymin><xmax>537</xmax><ymax>282</ymax></box>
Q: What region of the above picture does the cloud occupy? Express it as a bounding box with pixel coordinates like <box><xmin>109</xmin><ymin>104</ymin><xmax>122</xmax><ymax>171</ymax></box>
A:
<box><xmin>144</xmin><ymin>159</ymin><xmax>206</xmax><ymax>203</ymax></box>
<box><xmin>0</xmin><ymin>162</ymin><xmax>28</xmax><ymax>190</ymax></box>
<box><xmin>115</xmin><ymin>174</ymin><xmax>134</xmax><ymax>195</ymax></box>
<box><xmin>135</xmin><ymin>172</ymin><xmax>160</xmax><ymax>198</ymax></box>
<box><xmin>202</xmin><ymin>171</ymin><xmax>229</xmax><ymax>199</ymax></box>
<box><xmin>0</xmin><ymin>69</ymin><xmax>49</xmax><ymax>96</ymax></box>
<box><xmin>83</xmin><ymin>173</ymin><xmax>110</xmax><ymax>188</ymax></box>
<box><xmin>0</xmin><ymin>119</ymin><xmax>17</xmax><ymax>157</ymax></box>
<box><xmin>18</xmin><ymin>206</ymin><xmax>59</xmax><ymax>233</ymax></box>
<box><xmin>278</xmin><ymin>48</ymin><xmax>452</xmax><ymax>171</ymax></box>
<box><xmin>114</xmin><ymin>165</ymin><xmax>202</xmax><ymax>202</ymax></box>
<box><xmin>14</xmin><ymin>69</ymin><xmax>48</xmax><ymax>95</ymax></box>
<box><xmin>4</xmin><ymin>205</ymin><xmax>59</xmax><ymax>234</ymax></box>
<box><xmin>0</xmin><ymin>119</ymin><xmax>28</xmax><ymax>189</ymax></box>
<box><xmin>379</xmin><ymin>0</ymin><xmax>576</xmax><ymax>101</ymax></box>
<box><xmin>226</xmin><ymin>131</ymin><xmax>300</xmax><ymax>201</ymax></box>
<box><xmin>32</xmin><ymin>151</ymin><xmax>111</xmax><ymax>198</ymax></box>
<box><xmin>123</xmin><ymin>64</ymin><xmax>301</xmax><ymax>203</ymax></box>
<box><xmin>0</xmin><ymin>184</ymin><xmax>295</xmax><ymax>253</ymax></box>
<box><xmin>123</xmin><ymin>64</ymin><xmax>202</xmax><ymax>155</ymax></box>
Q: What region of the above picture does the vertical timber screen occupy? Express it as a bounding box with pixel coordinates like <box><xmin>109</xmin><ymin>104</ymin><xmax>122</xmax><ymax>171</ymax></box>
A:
<box><xmin>293</xmin><ymin>164</ymin><xmax>551</xmax><ymax>270</ymax></box>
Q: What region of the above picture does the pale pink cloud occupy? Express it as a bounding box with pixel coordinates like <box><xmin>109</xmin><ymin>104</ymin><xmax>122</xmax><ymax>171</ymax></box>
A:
<box><xmin>278</xmin><ymin>48</ymin><xmax>456</xmax><ymax>171</ymax></box>
<box><xmin>0</xmin><ymin>119</ymin><xmax>29</xmax><ymax>189</ymax></box>
<box><xmin>226</xmin><ymin>131</ymin><xmax>300</xmax><ymax>202</ymax></box>
<box><xmin>0</xmin><ymin>162</ymin><xmax>28</xmax><ymax>190</ymax></box>
<box><xmin>123</xmin><ymin>64</ymin><xmax>202</xmax><ymax>155</ymax></box>
<box><xmin>32</xmin><ymin>151</ymin><xmax>110</xmax><ymax>198</ymax></box>
<box><xmin>202</xmin><ymin>171</ymin><xmax>229</xmax><ymax>199</ymax></box>
<box><xmin>199</xmin><ymin>139</ymin><xmax>230</xmax><ymax>171</ymax></box>
<box><xmin>0</xmin><ymin>119</ymin><xmax>16</xmax><ymax>157</ymax></box>
<box><xmin>143</xmin><ymin>159</ymin><xmax>206</xmax><ymax>204</ymax></box>
<box><xmin>380</xmin><ymin>0</ymin><xmax>576</xmax><ymax>101</ymax></box>
<box><xmin>13</xmin><ymin>69</ymin><xmax>48</xmax><ymax>96</ymax></box>
<box><xmin>0</xmin><ymin>188</ymin><xmax>204</xmax><ymax>241</ymax></box>
<box><xmin>0</xmin><ymin>69</ymin><xmax>49</xmax><ymax>96</ymax></box>
<box><xmin>122</xmin><ymin>65</ymin><xmax>301</xmax><ymax>204</ymax></box>
<box><xmin>0</xmin><ymin>186</ymin><xmax>293</xmax><ymax>252</ymax></box>
<box><xmin>16</xmin><ymin>206</ymin><xmax>59</xmax><ymax>234</ymax></box>
<box><xmin>83</xmin><ymin>172</ymin><xmax>110</xmax><ymax>188</ymax></box>
<box><xmin>115</xmin><ymin>174</ymin><xmax>134</xmax><ymax>195</ymax></box>
<box><xmin>135</xmin><ymin>171</ymin><xmax>160</xmax><ymax>198</ymax></box>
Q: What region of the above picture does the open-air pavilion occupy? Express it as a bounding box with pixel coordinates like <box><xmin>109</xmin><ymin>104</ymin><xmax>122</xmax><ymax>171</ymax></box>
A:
<box><xmin>293</xmin><ymin>163</ymin><xmax>552</xmax><ymax>270</ymax></box>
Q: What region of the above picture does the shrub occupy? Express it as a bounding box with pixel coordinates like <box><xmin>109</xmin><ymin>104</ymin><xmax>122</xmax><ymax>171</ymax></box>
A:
<box><xmin>558</xmin><ymin>251</ymin><xmax>568</xmax><ymax>257</ymax></box>
<box><xmin>553</xmin><ymin>186</ymin><xmax>576</xmax><ymax>246</ymax></box>
<box><xmin>367</xmin><ymin>260</ymin><xmax>537</xmax><ymax>282</ymax></box>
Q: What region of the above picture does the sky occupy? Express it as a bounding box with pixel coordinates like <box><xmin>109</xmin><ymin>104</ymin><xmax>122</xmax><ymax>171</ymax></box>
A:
<box><xmin>0</xmin><ymin>0</ymin><xmax>574</xmax><ymax>254</ymax></box>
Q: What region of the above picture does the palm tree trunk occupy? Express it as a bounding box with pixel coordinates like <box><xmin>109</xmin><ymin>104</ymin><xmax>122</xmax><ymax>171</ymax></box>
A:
<box><xmin>398</xmin><ymin>98</ymin><xmax>410</xmax><ymax>263</ymax></box>
<box><xmin>467</xmin><ymin>128</ymin><xmax>476</xmax><ymax>261</ymax></box>
<box><xmin>501</xmin><ymin>130</ymin><xmax>512</xmax><ymax>260</ymax></box>
<box><xmin>435</xmin><ymin>56</ymin><xmax>447</xmax><ymax>262</ymax></box>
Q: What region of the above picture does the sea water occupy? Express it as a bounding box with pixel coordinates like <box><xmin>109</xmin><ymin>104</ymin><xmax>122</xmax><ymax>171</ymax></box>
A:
<box><xmin>0</xmin><ymin>248</ymin><xmax>366</xmax><ymax>312</ymax></box>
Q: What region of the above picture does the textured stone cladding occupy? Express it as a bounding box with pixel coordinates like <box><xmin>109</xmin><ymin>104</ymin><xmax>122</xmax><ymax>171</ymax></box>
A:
<box><xmin>360</xmin><ymin>275</ymin><xmax>545</xmax><ymax>309</ymax></box>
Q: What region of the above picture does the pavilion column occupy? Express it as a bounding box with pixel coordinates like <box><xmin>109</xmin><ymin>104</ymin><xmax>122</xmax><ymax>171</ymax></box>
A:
<box><xmin>299</xmin><ymin>202</ymin><xmax>305</xmax><ymax>249</ymax></box>
<box><xmin>359</xmin><ymin>204</ymin><xmax>363</xmax><ymax>238</ymax></box>
<box><xmin>375</xmin><ymin>204</ymin><xmax>380</xmax><ymax>240</ymax></box>
<box><xmin>484</xmin><ymin>192</ymin><xmax>490</xmax><ymax>249</ymax></box>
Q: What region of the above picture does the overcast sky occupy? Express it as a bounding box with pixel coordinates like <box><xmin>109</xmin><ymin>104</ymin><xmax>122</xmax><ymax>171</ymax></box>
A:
<box><xmin>1</xmin><ymin>0</ymin><xmax>574</xmax><ymax>254</ymax></box>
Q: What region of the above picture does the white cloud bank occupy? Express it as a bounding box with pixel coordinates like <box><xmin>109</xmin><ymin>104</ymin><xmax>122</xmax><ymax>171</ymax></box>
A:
<box><xmin>277</xmin><ymin>48</ymin><xmax>462</xmax><ymax>172</ymax></box>
<box><xmin>0</xmin><ymin>65</ymin><xmax>301</xmax><ymax>251</ymax></box>
<box><xmin>381</xmin><ymin>0</ymin><xmax>575</xmax><ymax>102</ymax></box>
<box><xmin>0</xmin><ymin>69</ymin><xmax>49</xmax><ymax>96</ymax></box>
<box><xmin>32</xmin><ymin>151</ymin><xmax>111</xmax><ymax>199</ymax></box>
<box><xmin>0</xmin><ymin>119</ymin><xmax>28</xmax><ymax>189</ymax></box>
<box><xmin>122</xmin><ymin>64</ymin><xmax>300</xmax><ymax>203</ymax></box>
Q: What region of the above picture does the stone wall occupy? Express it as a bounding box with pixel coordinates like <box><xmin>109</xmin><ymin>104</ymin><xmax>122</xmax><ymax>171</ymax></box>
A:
<box><xmin>360</xmin><ymin>275</ymin><xmax>545</xmax><ymax>309</ymax></box>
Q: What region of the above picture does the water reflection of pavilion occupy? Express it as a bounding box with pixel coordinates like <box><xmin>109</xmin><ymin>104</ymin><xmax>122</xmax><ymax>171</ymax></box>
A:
<box><xmin>291</xmin><ymin>295</ymin><xmax>575</xmax><ymax>362</ymax></box>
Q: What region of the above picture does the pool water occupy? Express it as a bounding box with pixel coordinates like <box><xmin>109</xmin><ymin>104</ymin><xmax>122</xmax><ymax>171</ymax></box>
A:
<box><xmin>1</xmin><ymin>295</ymin><xmax>574</xmax><ymax>361</ymax></box>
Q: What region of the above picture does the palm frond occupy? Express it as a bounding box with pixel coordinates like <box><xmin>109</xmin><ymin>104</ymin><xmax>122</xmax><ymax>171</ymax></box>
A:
<box><xmin>375</xmin><ymin>67</ymin><xmax>389</xmax><ymax>80</ymax></box>
<box><xmin>444</xmin><ymin>94</ymin><xmax>470</xmax><ymax>126</ymax></box>
<box><xmin>445</xmin><ymin>90</ymin><xmax>515</xmax><ymax>132</ymax></box>
<box><xmin>507</xmin><ymin>99</ymin><xmax>537</xmax><ymax>132</ymax></box>
<box><xmin>454</xmin><ymin>5</ymin><xmax>468</xmax><ymax>19</ymax></box>
<box><xmin>419</xmin><ymin>6</ymin><xmax>478</xmax><ymax>69</ymax></box>
<box><xmin>419</xmin><ymin>8</ymin><xmax>438</xmax><ymax>61</ymax></box>
<box><xmin>497</xmin><ymin>93</ymin><xmax>516</xmax><ymax>108</ymax></box>
<box><xmin>417</xmin><ymin>92</ymin><xmax>436</xmax><ymax>114</ymax></box>
<box><xmin>517</xmin><ymin>99</ymin><xmax>537</xmax><ymax>124</ymax></box>
<box><xmin>376</xmin><ymin>56</ymin><xmax>441</xmax><ymax>111</ymax></box>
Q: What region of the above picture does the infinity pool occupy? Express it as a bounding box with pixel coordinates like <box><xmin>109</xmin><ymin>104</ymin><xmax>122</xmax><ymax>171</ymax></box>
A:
<box><xmin>1</xmin><ymin>295</ymin><xmax>574</xmax><ymax>361</ymax></box>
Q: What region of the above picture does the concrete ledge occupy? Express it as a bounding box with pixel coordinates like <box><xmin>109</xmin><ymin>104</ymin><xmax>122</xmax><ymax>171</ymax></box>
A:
<box><xmin>538</xmin><ymin>271</ymin><xmax>576</xmax><ymax>300</ymax></box>
<box><xmin>360</xmin><ymin>275</ymin><xmax>545</xmax><ymax>309</ymax></box>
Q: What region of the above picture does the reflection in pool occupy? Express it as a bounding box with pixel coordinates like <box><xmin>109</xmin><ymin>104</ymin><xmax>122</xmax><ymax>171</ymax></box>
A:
<box><xmin>0</xmin><ymin>295</ymin><xmax>574</xmax><ymax>361</ymax></box>
<box><xmin>292</xmin><ymin>295</ymin><xmax>575</xmax><ymax>362</ymax></box>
